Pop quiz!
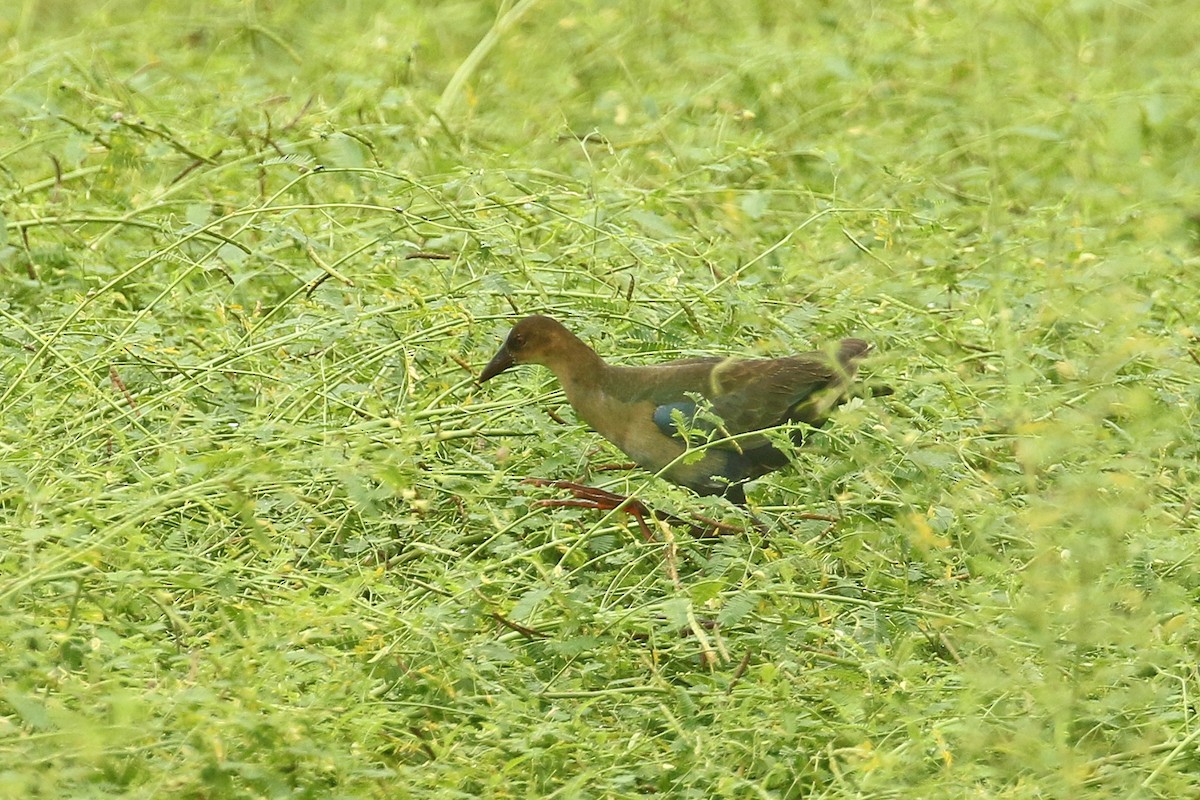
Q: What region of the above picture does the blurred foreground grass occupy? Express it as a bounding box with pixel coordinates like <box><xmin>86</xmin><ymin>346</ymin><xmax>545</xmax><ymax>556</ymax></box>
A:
<box><xmin>1</xmin><ymin>1</ymin><xmax>1198</xmax><ymax>797</ymax></box>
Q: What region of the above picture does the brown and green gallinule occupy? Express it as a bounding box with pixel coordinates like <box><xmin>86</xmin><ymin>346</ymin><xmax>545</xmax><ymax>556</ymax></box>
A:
<box><xmin>478</xmin><ymin>315</ymin><xmax>872</xmax><ymax>536</ymax></box>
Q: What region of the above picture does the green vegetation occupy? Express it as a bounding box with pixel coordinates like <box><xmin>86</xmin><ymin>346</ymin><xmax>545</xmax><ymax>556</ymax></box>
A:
<box><xmin>2</xmin><ymin>1</ymin><xmax>1197</xmax><ymax>796</ymax></box>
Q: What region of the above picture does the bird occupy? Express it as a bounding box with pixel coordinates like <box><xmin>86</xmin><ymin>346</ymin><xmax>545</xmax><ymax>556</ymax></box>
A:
<box><xmin>477</xmin><ymin>315</ymin><xmax>873</xmax><ymax>527</ymax></box>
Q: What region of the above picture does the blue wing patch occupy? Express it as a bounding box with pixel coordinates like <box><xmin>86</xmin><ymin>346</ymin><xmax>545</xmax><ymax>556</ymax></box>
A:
<box><xmin>652</xmin><ymin>401</ymin><xmax>698</xmax><ymax>440</ymax></box>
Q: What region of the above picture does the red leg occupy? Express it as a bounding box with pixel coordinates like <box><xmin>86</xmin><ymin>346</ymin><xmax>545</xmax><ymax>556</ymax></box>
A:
<box><xmin>522</xmin><ymin>479</ymin><xmax>656</xmax><ymax>540</ymax></box>
<box><xmin>520</xmin><ymin>478</ymin><xmax>756</xmax><ymax>541</ymax></box>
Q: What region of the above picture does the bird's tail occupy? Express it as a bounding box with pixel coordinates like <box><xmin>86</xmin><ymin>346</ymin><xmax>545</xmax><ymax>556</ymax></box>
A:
<box><xmin>837</xmin><ymin>338</ymin><xmax>872</xmax><ymax>366</ymax></box>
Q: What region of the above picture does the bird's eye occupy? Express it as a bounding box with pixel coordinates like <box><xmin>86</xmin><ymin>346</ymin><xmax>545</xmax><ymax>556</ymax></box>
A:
<box><xmin>510</xmin><ymin>332</ymin><xmax>525</xmax><ymax>349</ymax></box>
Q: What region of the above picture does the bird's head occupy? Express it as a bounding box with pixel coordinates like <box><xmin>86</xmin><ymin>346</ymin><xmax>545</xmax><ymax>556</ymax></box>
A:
<box><xmin>478</xmin><ymin>315</ymin><xmax>574</xmax><ymax>383</ymax></box>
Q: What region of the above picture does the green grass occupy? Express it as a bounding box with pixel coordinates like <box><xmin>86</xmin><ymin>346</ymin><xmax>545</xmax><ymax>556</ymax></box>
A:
<box><xmin>2</xmin><ymin>1</ymin><xmax>1198</xmax><ymax>797</ymax></box>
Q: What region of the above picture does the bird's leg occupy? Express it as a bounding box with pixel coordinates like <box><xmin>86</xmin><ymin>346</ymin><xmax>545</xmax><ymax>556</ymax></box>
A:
<box><xmin>520</xmin><ymin>478</ymin><xmax>744</xmax><ymax>540</ymax></box>
<box><xmin>521</xmin><ymin>479</ymin><xmax>655</xmax><ymax>540</ymax></box>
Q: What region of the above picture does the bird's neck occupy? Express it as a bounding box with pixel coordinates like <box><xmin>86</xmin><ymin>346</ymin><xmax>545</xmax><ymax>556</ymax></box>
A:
<box><xmin>533</xmin><ymin>331</ymin><xmax>608</xmax><ymax>415</ymax></box>
<box><xmin>546</xmin><ymin>335</ymin><xmax>606</xmax><ymax>389</ymax></box>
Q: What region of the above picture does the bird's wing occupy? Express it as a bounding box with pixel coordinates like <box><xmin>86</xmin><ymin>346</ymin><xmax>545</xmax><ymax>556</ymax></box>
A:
<box><xmin>706</xmin><ymin>356</ymin><xmax>841</xmax><ymax>433</ymax></box>
<box><xmin>633</xmin><ymin>342</ymin><xmax>867</xmax><ymax>443</ymax></box>
<box><xmin>641</xmin><ymin>357</ymin><xmax>830</xmax><ymax>442</ymax></box>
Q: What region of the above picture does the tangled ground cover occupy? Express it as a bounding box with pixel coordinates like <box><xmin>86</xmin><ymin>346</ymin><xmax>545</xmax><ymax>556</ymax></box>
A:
<box><xmin>1</xmin><ymin>1</ymin><xmax>1198</xmax><ymax>797</ymax></box>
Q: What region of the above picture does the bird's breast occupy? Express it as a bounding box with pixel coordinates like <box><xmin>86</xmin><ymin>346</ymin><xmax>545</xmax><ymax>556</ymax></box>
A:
<box><xmin>566</xmin><ymin>384</ymin><xmax>747</xmax><ymax>495</ymax></box>
<box><xmin>566</xmin><ymin>387</ymin><xmax>683</xmax><ymax>471</ymax></box>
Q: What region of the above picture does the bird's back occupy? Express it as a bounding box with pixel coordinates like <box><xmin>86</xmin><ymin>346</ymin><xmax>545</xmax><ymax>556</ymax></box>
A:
<box><xmin>617</xmin><ymin>339</ymin><xmax>868</xmax><ymax>434</ymax></box>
